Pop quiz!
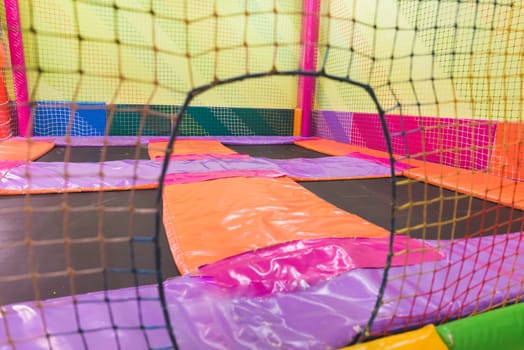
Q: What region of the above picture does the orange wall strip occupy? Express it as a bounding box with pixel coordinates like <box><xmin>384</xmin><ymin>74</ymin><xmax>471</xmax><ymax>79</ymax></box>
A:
<box><xmin>489</xmin><ymin>122</ymin><xmax>524</xmax><ymax>181</ymax></box>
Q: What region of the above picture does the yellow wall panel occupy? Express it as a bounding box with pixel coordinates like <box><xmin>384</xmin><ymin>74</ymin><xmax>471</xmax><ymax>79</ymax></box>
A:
<box><xmin>19</xmin><ymin>0</ymin><xmax>302</xmax><ymax>107</ymax></box>
<box><xmin>316</xmin><ymin>0</ymin><xmax>523</xmax><ymax>121</ymax></box>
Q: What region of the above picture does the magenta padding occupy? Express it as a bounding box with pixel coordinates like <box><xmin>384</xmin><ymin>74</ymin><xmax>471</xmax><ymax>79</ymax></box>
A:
<box><xmin>420</xmin><ymin>117</ymin><xmax>497</xmax><ymax>170</ymax></box>
<box><xmin>164</xmin><ymin>170</ymin><xmax>284</xmax><ymax>185</ymax></box>
<box><xmin>313</xmin><ymin>110</ymin><xmax>353</xmax><ymax>143</ymax></box>
<box><xmin>0</xmin><ymin>233</ymin><xmax>522</xmax><ymax>349</ymax></box>
<box><xmin>351</xmin><ymin>113</ymin><xmax>424</xmax><ymax>157</ymax></box>
<box><xmin>0</xmin><ymin>161</ymin><xmax>23</xmax><ymax>172</ymax></box>
<box><xmin>343</xmin><ymin>113</ymin><xmax>496</xmax><ymax>171</ymax></box>
<box><xmin>198</xmin><ymin>235</ymin><xmax>444</xmax><ymax>296</ymax></box>
<box><xmin>297</xmin><ymin>0</ymin><xmax>321</xmax><ymax>136</ymax></box>
<box><xmin>5</xmin><ymin>0</ymin><xmax>31</xmax><ymax>136</ymax></box>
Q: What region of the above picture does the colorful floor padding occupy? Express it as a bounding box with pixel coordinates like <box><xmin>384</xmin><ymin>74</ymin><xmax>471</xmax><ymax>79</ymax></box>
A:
<box><xmin>1</xmin><ymin>136</ymin><xmax>523</xmax><ymax>349</ymax></box>
<box><xmin>0</xmin><ymin>139</ymin><xmax>409</xmax><ymax>194</ymax></box>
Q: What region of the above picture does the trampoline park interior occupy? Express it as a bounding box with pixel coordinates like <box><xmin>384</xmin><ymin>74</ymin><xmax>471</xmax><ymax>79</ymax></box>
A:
<box><xmin>0</xmin><ymin>0</ymin><xmax>524</xmax><ymax>349</ymax></box>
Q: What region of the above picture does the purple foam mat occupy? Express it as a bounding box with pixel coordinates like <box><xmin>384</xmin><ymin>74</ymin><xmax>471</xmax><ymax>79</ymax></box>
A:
<box><xmin>1</xmin><ymin>233</ymin><xmax>522</xmax><ymax>349</ymax></box>
<box><xmin>14</xmin><ymin>136</ymin><xmax>156</xmax><ymax>147</ymax></box>
<box><xmin>266</xmin><ymin>156</ymin><xmax>394</xmax><ymax>178</ymax></box>
<box><xmin>161</xmin><ymin>156</ymin><xmax>393</xmax><ymax>179</ymax></box>
<box><xmin>0</xmin><ymin>155</ymin><xmax>395</xmax><ymax>192</ymax></box>
<box><xmin>0</xmin><ymin>160</ymin><xmax>163</xmax><ymax>191</ymax></box>
<box><xmin>19</xmin><ymin>136</ymin><xmax>310</xmax><ymax>147</ymax></box>
<box><xmin>150</xmin><ymin>136</ymin><xmax>315</xmax><ymax>145</ymax></box>
<box><xmin>313</xmin><ymin>110</ymin><xmax>353</xmax><ymax>143</ymax></box>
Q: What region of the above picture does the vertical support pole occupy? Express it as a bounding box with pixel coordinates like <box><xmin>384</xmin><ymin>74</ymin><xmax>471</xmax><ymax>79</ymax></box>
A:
<box><xmin>4</xmin><ymin>0</ymin><xmax>31</xmax><ymax>137</ymax></box>
<box><xmin>295</xmin><ymin>0</ymin><xmax>321</xmax><ymax>137</ymax></box>
<box><xmin>0</xmin><ymin>30</ymin><xmax>12</xmax><ymax>139</ymax></box>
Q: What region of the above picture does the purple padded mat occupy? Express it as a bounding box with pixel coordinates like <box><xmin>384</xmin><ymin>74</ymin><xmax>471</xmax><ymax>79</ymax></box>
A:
<box><xmin>0</xmin><ymin>156</ymin><xmax>396</xmax><ymax>192</ymax></box>
<box><xmin>18</xmin><ymin>136</ymin><xmax>311</xmax><ymax>147</ymax></box>
<box><xmin>148</xmin><ymin>136</ymin><xmax>316</xmax><ymax>145</ymax></box>
<box><xmin>0</xmin><ymin>160</ymin><xmax>162</xmax><ymax>191</ymax></box>
<box><xmin>163</xmin><ymin>156</ymin><xmax>395</xmax><ymax>179</ymax></box>
<box><xmin>1</xmin><ymin>233</ymin><xmax>522</xmax><ymax>349</ymax></box>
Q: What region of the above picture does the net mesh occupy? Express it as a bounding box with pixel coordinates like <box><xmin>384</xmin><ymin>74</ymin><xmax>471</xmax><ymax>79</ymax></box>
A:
<box><xmin>0</xmin><ymin>0</ymin><xmax>522</xmax><ymax>349</ymax></box>
<box><xmin>313</xmin><ymin>0</ymin><xmax>524</xmax><ymax>341</ymax></box>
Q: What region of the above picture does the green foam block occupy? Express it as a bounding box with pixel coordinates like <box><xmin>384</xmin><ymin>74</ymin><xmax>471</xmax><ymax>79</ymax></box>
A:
<box><xmin>436</xmin><ymin>302</ymin><xmax>524</xmax><ymax>350</ymax></box>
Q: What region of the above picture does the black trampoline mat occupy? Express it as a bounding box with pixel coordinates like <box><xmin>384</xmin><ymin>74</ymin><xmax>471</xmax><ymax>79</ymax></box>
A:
<box><xmin>2</xmin><ymin>143</ymin><xmax>523</xmax><ymax>305</ymax></box>
<box><xmin>37</xmin><ymin>146</ymin><xmax>150</xmax><ymax>162</ymax></box>
<box><xmin>299</xmin><ymin>177</ymin><xmax>524</xmax><ymax>240</ymax></box>
<box><xmin>228</xmin><ymin>144</ymin><xmax>326</xmax><ymax>159</ymax></box>
<box><xmin>0</xmin><ymin>190</ymin><xmax>179</xmax><ymax>305</ymax></box>
<box><xmin>37</xmin><ymin>144</ymin><xmax>325</xmax><ymax>163</ymax></box>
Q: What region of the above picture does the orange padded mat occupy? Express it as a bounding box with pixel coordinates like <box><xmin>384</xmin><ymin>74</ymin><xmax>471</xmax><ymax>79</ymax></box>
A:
<box><xmin>302</xmin><ymin>138</ymin><xmax>524</xmax><ymax>210</ymax></box>
<box><xmin>162</xmin><ymin>176</ymin><xmax>389</xmax><ymax>274</ymax></box>
<box><xmin>489</xmin><ymin>122</ymin><xmax>524</xmax><ymax>181</ymax></box>
<box><xmin>0</xmin><ymin>139</ymin><xmax>54</xmax><ymax>161</ymax></box>
<box><xmin>404</xmin><ymin>163</ymin><xmax>524</xmax><ymax>210</ymax></box>
<box><xmin>295</xmin><ymin>138</ymin><xmax>392</xmax><ymax>157</ymax></box>
<box><xmin>148</xmin><ymin>139</ymin><xmax>237</xmax><ymax>159</ymax></box>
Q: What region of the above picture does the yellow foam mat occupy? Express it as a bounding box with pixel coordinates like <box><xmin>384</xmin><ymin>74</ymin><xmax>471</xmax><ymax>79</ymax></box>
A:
<box><xmin>340</xmin><ymin>325</ymin><xmax>448</xmax><ymax>350</ymax></box>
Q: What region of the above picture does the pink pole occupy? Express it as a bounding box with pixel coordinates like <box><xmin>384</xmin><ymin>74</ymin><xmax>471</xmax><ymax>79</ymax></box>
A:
<box><xmin>297</xmin><ymin>0</ymin><xmax>321</xmax><ymax>137</ymax></box>
<box><xmin>4</xmin><ymin>0</ymin><xmax>31</xmax><ymax>137</ymax></box>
